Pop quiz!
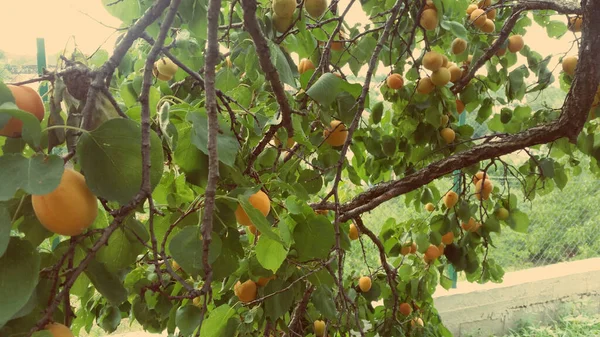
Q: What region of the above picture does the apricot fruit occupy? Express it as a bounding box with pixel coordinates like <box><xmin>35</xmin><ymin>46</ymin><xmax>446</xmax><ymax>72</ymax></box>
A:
<box><xmin>442</xmin><ymin>232</ymin><xmax>454</xmax><ymax>245</ymax></box>
<box><xmin>305</xmin><ymin>0</ymin><xmax>327</xmax><ymax>18</ymax></box>
<box><xmin>562</xmin><ymin>56</ymin><xmax>578</xmax><ymax>76</ymax></box>
<box><xmin>422</xmin><ymin>51</ymin><xmax>444</xmax><ymax>71</ymax></box>
<box><xmin>32</xmin><ymin>169</ymin><xmax>98</xmax><ymax>236</ymax></box>
<box><xmin>234</xmin><ymin>279</ymin><xmax>257</xmax><ymax>303</ymax></box>
<box><xmin>386</xmin><ymin>73</ymin><xmax>404</xmax><ymax>89</ymax></box>
<box><xmin>273</xmin><ymin>13</ymin><xmax>294</xmax><ymax>33</ymax></box>
<box><xmin>425</xmin><ymin>203</ymin><xmax>435</xmax><ymax>212</ymax></box>
<box><xmin>508</xmin><ymin>35</ymin><xmax>524</xmax><ymax>53</ymax></box>
<box><xmin>449</xmin><ymin>65</ymin><xmax>463</xmax><ymax>83</ymax></box>
<box><xmin>496</xmin><ymin>207</ymin><xmax>509</xmax><ymax>220</ymax></box>
<box><xmin>0</xmin><ymin>85</ymin><xmax>45</xmax><ymax>138</ymax></box>
<box><xmin>153</xmin><ymin>57</ymin><xmax>178</xmax><ymax>81</ymax></box>
<box><xmin>400</xmin><ymin>302</ymin><xmax>412</xmax><ymax>316</ymax></box>
<box><xmin>475</xmin><ymin>178</ymin><xmax>493</xmax><ymax>200</ymax></box>
<box><xmin>272</xmin><ymin>0</ymin><xmax>296</xmax><ymax>18</ymax></box>
<box><xmin>431</xmin><ymin>68</ymin><xmax>451</xmax><ymax>86</ymax></box>
<box><xmin>440</xmin><ymin>127</ymin><xmax>456</xmax><ymax>144</ymax></box>
<box><xmin>298</xmin><ymin>58</ymin><xmax>315</xmax><ymax>74</ymax></box>
<box><xmin>451</xmin><ymin>38</ymin><xmax>467</xmax><ymax>55</ymax></box>
<box><xmin>323</xmin><ymin>120</ymin><xmax>348</xmax><ymax>146</ymax></box>
<box><xmin>456</xmin><ymin>99</ymin><xmax>465</xmax><ymax>114</ymax></box>
<box><xmin>417</xmin><ymin>77</ymin><xmax>435</xmax><ymax>94</ymax></box>
<box><xmin>257</xmin><ymin>275</ymin><xmax>276</xmax><ymax>287</ymax></box>
<box><xmin>420</xmin><ymin>9</ymin><xmax>438</xmax><ymax>31</ymax></box>
<box><xmin>235</xmin><ymin>190</ymin><xmax>271</xmax><ymax>227</ymax></box>
<box><xmin>46</xmin><ymin>322</ymin><xmax>74</xmax><ymax>337</ymax></box>
<box><xmin>314</xmin><ymin>320</ymin><xmax>326</xmax><ymax>336</ymax></box>
<box><xmin>443</xmin><ymin>191</ymin><xmax>458</xmax><ymax>209</ymax></box>
<box><xmin>358</xmin><ymin>276</ymin><xmax>372</xmax><ymax>292</ymax></box>
<box><xmin>349</xmin><ymin>222</ymin><xmax>359</xmax><ymax>240</ymax></box>
<box><xmin>470</xmin><ymin>9</ymin><xmax>487</xmax><ymax>28</ymax></box>
<box><xmin>466</xmin><ymin>4</ymin><xmax>478</xmax><ymax>15</ymax></box>
<box><xmin>568</xmin><ymin>16</ymin><xmax>582</xmax><ymax>32</ymax></box>
<box><xmin>481</xmin><ymin>19</ymin><xmax>495</xmax><ymax>33</ymax></box>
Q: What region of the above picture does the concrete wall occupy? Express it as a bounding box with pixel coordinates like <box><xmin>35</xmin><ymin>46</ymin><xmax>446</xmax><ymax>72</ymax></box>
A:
<box><xmin>433</xmin><ymin>258</ymin><xmax>600</xmax><ymax>337</ymax></box>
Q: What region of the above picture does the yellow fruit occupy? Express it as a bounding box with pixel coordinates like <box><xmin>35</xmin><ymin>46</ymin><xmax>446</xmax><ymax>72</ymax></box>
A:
<box><xmin>424</xmin><ymin>0</ymin><xmax>437</xmax><ymax>11</ymax></box>
<box><xmin>235</xmin><ymin>190</ymin><xmax>271</xmax><ymax>227</ymax></box>
<box><xmin>438</xmin><ymin>243</ymin><xmax>445</xmax><ymax>256</ymax></box>
<box><xmin>272</xmin><ymin>12</ymin><xmax>294</xmax><ymax>33</ymax></box>
<box><xmin>464</xmin><ymin>54</ymin><xmax>473</xmax><ymax>66</ymax></box>
<box><xmin>272</xmin><ymin>0</ymin><xmax>296</xmax><ymax>18</ymax></box>
<box><xmin>496</xmin><ymin>207</ymin><xmax>509</xmax><ymax>220</ymax></box>
<box><xmin>442</xmin><ymin>232</ymin><xmax>454</xmax><ymax>245</ymax></box>
<box><xmin>443</xmin><ymin>191</ymin><xmax>459</xmax><ymax>209</ymax></box>
<box><xmin>431</xmin><ymin>68</ymin><xmax>451</xmax><ymax>86</ymax></box>
<box><xmin>508</xmin><ymin>35</ymin><xmax>524</xmax><ymax>53</ymax></box>
<box><xmin>420</xmin><ymin>9</ymin><xmax>438</xmax><ymax>31</ymax></box>
<box><xmin>305</xmin><ymin>0</ymin><xmax>328</xmax><ymax>18</ymax></box>
<box><xmin>422</xmin><ymin>51</ymin><xmax>444</xmax><ymax>71</ymax></box>
<box><xmin>448</xmin><ymin>65</ymin><xmax>462</xmax><ymax>83</ymax></box>
<box><xmin>401</xmin><ymin>244</ymin><xmax>412</xmax><ymax>256</ymax></box>
<box><xmin>1</xmin><ymin>85</ymin><xmax>45</xmax><ymax>138</ymax></box>
<box><xmin>32</xmin><ymin>169</ymin><xmax>98</xmax><ymax>236</ymax></box>
<box><xmin>234</xmin><ymin>280</ymin><xmax>257</xmax><ymax>303</ymax></box>
<box><xmin>411</xmin><ymin>317</ymin><xmax>424</xmax><ymax>327</ymax></box>
<box><xmin>410</xmin><ymin>242</ymin><xmax>417</xmax><ymax>253</ymax></box>
<box><xmin>451</xmin><ymin>38</ymin><xmax>467</xmax><ymax>55</ymax></box>
<box><xmin>417</xmin><ymin>77</ymin><xmax>435</xmax><ymax>94</ymax></box>
<box><xmin>562</xmin><ymin>56</ymin><xmax>578</xmax><ymax>76</ymax></box>
<box><xmin>323</xmin><ymin>120</ymin><xmax>348</xmax><ymax>146</ymax></box>
<box><xmin>440</xmin><ymin>127</ymin><xmax>455</xmax><ymax>144</ymax></box>
<box><xmin>400</xmin><ymin>302</ymin><xmax>412</xmax><ymax>316</ymax></box>
<box><xmin>441</xmin><ymin>55</ymin><xmax>449</xmax><ymax>68</ymax></box>
<box><xmin>478</xmin><ymin>0</ymin><xmax>492</xmax><ymax>8</ymax></box>
<box><xmin>46</xmin><ymin>322</ymin><xmax>74</xmax><ymax>337</ymax></box>
<box><xmin>349</xmin><ymin>223</ymin><xmax>359</xmax><ymax>240</ymax></box>
<box><xmin>257</xmin><ymin>275</ymin><xmax>276</xmax><ymax>287</ymax></box>
<box><xmin>481</xmin><ymin>19</ymin><xmax>495</xmax><ymax>33</ymax></box>
<box><xmin>386</xmin><ymin>73</ymin><xmax>404</xmax><ymax>89</ymax></box>
<box><xmin>248</xmin><ymin>225</ymin><xmax>259</xmax><ymax>236</ymax></box>
<box><xmin>358</xmin><ymin>276</ymin><xmax>372</xmax><ymax>292</ymax></box>
<box><xmin>298</xmin><ymin>58</ymin><xmax>315</xmax><ymax>74</ymax></box>
<box><xmin>470</xmin><ymin>9</ymin><xmax>487</xmax><ymax>28</ymax></box>
<box><xmin>461</xmin><ymin>217</ymin><xmax>481</xmax><ymax>232</ymax></box>
<box><xmin>473</xmin><ymin>171</ymin><xmax>488</xmax><ymax>185</ymax></box>
<box><xmin>425</xmin><ymin>203</ymin><xmax>435</xmax><ymax>212</ymax></box>
<box><xmin>440</xmin><ymin>114</ymin><xmax>449</xmax><ymax>126</ymax></box>
<box><xmin>314</xmin><ymin>320</ymin><xmax>326</xmax><ymax>336</ymax></box>
<box><xmin>487</xmin><ymin>8</ymin><xmax>497</xmax><ymax>20</ymax></box>
<box><xmin>475</xmin><ymin>179</ymin><xmax>493</xmax><ymax>200</ymax></box>
<box><xmin>425</xmin><ymin>245</ymin><xmax>440</xmax><ymax>260</ymax></box>
<box><xmin>568</xmin><ymin>16</ymin><xmax>582</xmax><ymax>32</ymax></box>
<box><xmin>456</xmin><ymin>99</ymin><xmax>465</xmax><ymax>114</ymax></box>
<box><xmin>154</xmin><ymin>57</ymin><xmax>178</xmax><ymax>79</ymax></box>
<box><xmin>192</xmin><ymin>296</ymin><xmax>202</xmax><ymax>307</ymax></box>
<box><xmin>466</xmin><ymin>4</ymin><xmax>478</xmax><ymax>15</ymax></box>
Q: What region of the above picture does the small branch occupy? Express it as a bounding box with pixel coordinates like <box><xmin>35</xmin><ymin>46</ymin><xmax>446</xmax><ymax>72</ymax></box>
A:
<box><xmin>283</xmin><ymin>285</ymin><xmax>315</xmax><ymax>337</ymax></box>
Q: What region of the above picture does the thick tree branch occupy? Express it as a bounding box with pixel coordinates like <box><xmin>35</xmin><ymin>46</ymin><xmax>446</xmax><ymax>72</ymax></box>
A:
<box><xmin>198</xmin><ymin>0</ymin><xmax>222</xmax><ymax>329</ymax></box>
<box><xmin>241</xmin><ymin>0</ymin><xmax>294</xmax><ymax>170</ymax></box>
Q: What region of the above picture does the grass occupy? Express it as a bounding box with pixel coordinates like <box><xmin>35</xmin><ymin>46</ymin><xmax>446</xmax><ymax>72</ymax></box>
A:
<box><xmin>498</xmin><ymin>314</ymin><xmax>600</xmax><ymax>337</ymax></box>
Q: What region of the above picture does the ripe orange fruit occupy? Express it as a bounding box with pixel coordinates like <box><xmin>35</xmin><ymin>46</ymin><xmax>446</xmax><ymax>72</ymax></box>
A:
<box><xmin>425</xmin><ymin>203</ymin><xmax>435</xmax><ymax>212</ymax></box>
<box><xmin>274</xmin><ymin>136</ymin><xmax>295</xmax><ymax>148</ymax></box>
<box><xmin>443</xmin><ymin>191</ymin><xmax>459</xmax><ymax>209</ymax></box>
<box><xmin>235</xmin><ymin>190</ymin><xmax>271</xmax><ymax>226</ymax></box>
<box><xmin>386</xmin><ymin>73</ymin><xmax>404</xmax><ymax>89</ymax></box>
<box><xmin>32</xmin><ymin>169</ymin><xmax>98</xmax><ymax>236</ymax></box>
<box><xmin>45</xmin><ymin>322</ymin><xmax>74</xmax><ymax>337</ymax></box>
<box><xmin>441</xmin><ymin>232</ymin><xmax>454</xmax><ymax>245</ymax></box>
<box><xmin>449</xmin><ymin>65</ymin><xmax>463</xmax><ymax>83</ymax></box>
<box><xmin>257</xmin><ymin>275</ymin><xmax>276</xmax><ymax>287</ymax></box>
<box><xmin>475</xmin><ymin>178</ymin><xmax>493</xmax><ymax>200</ymax></box>
<box><xmin>422</xmin><ymin>51</ymin><xmax>444</xmax><ymax>71</ymax></box>
<box><xmin>358</xmin><ymin>276</ymin><xmax>372</xmax><ymax>292</ymax></box>
<box><xmin>487</xmin><ymin>8</ymin><xmax>497</xmax><ymax>20</ymax></box>
<box><xmin>314</xmin><ymin>320</ymin><xmax>326</xmax><ymax>336</ymax></box>
<box><xmin>461</xmin><ymin>217</ymin><xmax>481</xmax><ymax>232</ymax></box>
<box><xmin>473</xmin><ymin>171</ymin><xmax>488</xmax><ymax>185</ymax></box>
<box><xmin>478</xmin><ymin>0</ymin><xmax>492</xmax><ymax>8</ymax></box>
<box><xmin>424</xmin><ymin>0</ymin><xmax>436</xmax><ymax>11</ymax></box>
<box><xmin>248</xmin><ymin>225</ymin><xmax>259</xmax><ymax>236</ymax></box>
<box><xmin>437</xmin><ymin>243</ymin><xmax>445</xmax><ymax>256</ymax></box>
<box><xmin>508</xmin><ymin>35</ymin><xmax>524</xmax><ymax>53</ymax></box>
<box><xmin>420</xmin><ymin>9</ymin><xmax>438</xmax><ymax>31</ymax></box>
<box><xmin>1</xmin><ymin>85</ymin><xmax>45</xmax><ymax>138</ymax></box>
<box><xmin>431</xmin><ymin>68</ymin><xmax>451</xmax><ymax>86</ymax></box>
<box><xmin>298</xmin><ymin>58</ymin><xmax>316</xmax><ymax>74</ymax></box>
<box><xmin>481</xmin><ymin>19</ymin><xmax>495</xmax><ymax>33</ymax></box>
<box><xmin>411</xmin><ymin>317</ymin><xmax>424</xmax><ymax>327</ymax></box>
<box><xmin>234</xmin><ymin>279</ymin><xmax>257</xmax><ymax>303</ymax></box>
<box><xmin>568</xmin><ymin>16</ymin><xmax>582</xmax><ymax>32</ymax></box>
<box><xmin>401</xmin><ymin>244</ymin><xmax>412</xmax><ymax>256</ymax></box>
<box><xmin>466</xmin><ymin>4</ymin><xmax>478</xmax><ymax>15</ymax></box>
<box><xmin>451</xmin><ymin>38</ymin><xmax>467</xmax><ymax>55</ymax></box>
<box><xmin>400</xmin><ymin>302</ymin><xmax>412</xmax><ymax>315</ymax></box>
<box><xmin>470</xmin><ymin>9</ymin><xmax>487</xmax><ymax>28</ymax></box>
<box><xmin>417</xmin><ymin>77</ymin><xmax>435</xmax><ymax>94</ymax></box>
<box><xmin>410</xmin><ymin>242</ymin><xmax>417</xmax><ymax>254</ymax></box>
<box><xmin>425</xmin><ymin>245</ymin><xmax>440</xmax><ymax>260</ymax></box>
<box><xmin>349</xmin><ymin>223</ymin><xmax>359</xmax><ymax>240</ymax></box>
<box><xmin>323</xmin><ymin>120</ymin><xmax>348</xmax><ymax>146</ymax></box>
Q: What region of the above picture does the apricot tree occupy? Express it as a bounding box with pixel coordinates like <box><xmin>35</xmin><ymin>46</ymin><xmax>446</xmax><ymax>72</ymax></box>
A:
<box><xmin>0</xmin><ymin>0</ymin><xmax>599</xmax><ymax>336</ymax></box>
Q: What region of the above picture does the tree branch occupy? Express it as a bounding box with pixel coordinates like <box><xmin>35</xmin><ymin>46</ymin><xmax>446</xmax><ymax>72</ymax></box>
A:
<box><xmin>198</xmin><ymin>0</ymin><xmax>222</xmax><ymax>328</ymax></box>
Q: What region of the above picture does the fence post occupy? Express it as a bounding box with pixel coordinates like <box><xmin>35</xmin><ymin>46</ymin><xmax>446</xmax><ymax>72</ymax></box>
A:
<box><xmin>447</xmin><ymin>110</ymin><xmax>466</xmax><ymax>289</ymax></box>
<box><xmin>36</xmin><ymin>38</ymin><xmax>48</xmax><ymax>102</ymax></box>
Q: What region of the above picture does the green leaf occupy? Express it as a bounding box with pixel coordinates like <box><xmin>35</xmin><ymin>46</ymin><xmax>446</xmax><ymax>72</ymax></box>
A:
<box><xmin>312</xmin><ymin>286</ymin><xmax>337</xmax><ymax>320</ymax></box>
<box><xmin>293</xmin><ymin>214</ymin><xmax>335</xmax><ymax>261</ymax></box>
<box><xmin>0</xmin><ymin>106</ymin><xmax>43</xmax><ymax>147</ymax></box>
<box><xmin>215</xmin><ymin>68</ymin><xmax>239</xmax><ymax>93</ymax></box>
<box><xmin>0</xmin><ymin>154</ymin><xmax>64</xmax><ymax>201</ymax></box>
<box><xmin>199</xmin><ymin>304</ymin><xmax>238</xmax><ymax>337</ymax></box>
<box><xmin>0</xmin><ymin>82</ymin><xmax>15</xmax><ymax>106</ymax></box>
<box><xmin>187</xmin><ymin>109</ymin><xmax>239</xmax><ymax>167</ymax></box>
<box><xmin>269</xmin><ymin>43</ymin><xmax>296</xmax><ymax>88</ymax></box>
<box><xmin>538</xmin><ymin>158</ymin><xmax>555</xmax><ymax>178</ymax></box>
<box><xmin>169</xmin><ymin>226</ymin><xmax>222</xmax><ymax>277</ymax></box>
<box><xmin>546</xmin><ymin>20</ymin><xmax>567</xmax><ymax>38</ymax></box>
<box><xmin>101</xmin><ymin>0</ymin><xmax>140</xmax><ymax>23</ymax></box>
<box><xmin>476</xmin><ymin>99</ymin><xmax>493</xmax><ymax>124</ymax></box>
<box><xmin>306</xmin><ymin>73</ymin><xmax>344</xmax><ymax>106</ymax></box>
<box><xmin>0</xmin><ymin>238</ymin><xmax>40</xmax><ymax>326</ymax></box>
<box><xmin>256</xmin><ymin>235</ymin><xmax>288</xmax><ymax>273</ymax></box>
<box><xmin>77</xmin><ymin>119</ymin><xmax>164</xmax><ymax>204</ymax></box>
<box><xmin>31</xmin><ymin>332</ymin><xmax>52</xmax><ymax>337</ymax></box>
<box><xmin>0</xmin><ymin>205</ymin><xmax>10</xmax><ymax>257</ymax></box>
<box><xmin>507</xmin><ymin>210</ymin><xmax>530</xmax><ymax>233</ymax></box>
<box><xmin>84</xmin><ymin>258</ymin><xmax>128</xmax><ymax>306</ymax></box>
<box><xmin>264</xmin><ymin>277</ymin><xmax>296</xmax><ymax>319</ymax></box>
<box><xmin>98</xmin><ymin>305</ymin><xmax>122</xmax><ymax>333</ymax></box>
<box><xmin>371</xmin><ymin>102</ymin><xmax>383</xmax><ymax>124</ymax></box>
<box><xmin>97</xmin><ymin>219</ymin><xmax>147</xmax><ymax>273</ymax></box>
<box><xmin>176</xmin><ymin>305</ymin><xmax>202</xmax><ymax>336</ymax></box>
<box><xmin>442</xmin><ymin>21</ymin><xmax>468</xmax><ymax>40</ymax></box>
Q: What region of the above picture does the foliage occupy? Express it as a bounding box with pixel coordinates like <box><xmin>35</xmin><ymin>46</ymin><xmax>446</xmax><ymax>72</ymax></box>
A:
<box><xmin>0</xmin><ymin>0</ymin><xmax>598</xmax><ymax>337</ymax></box>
